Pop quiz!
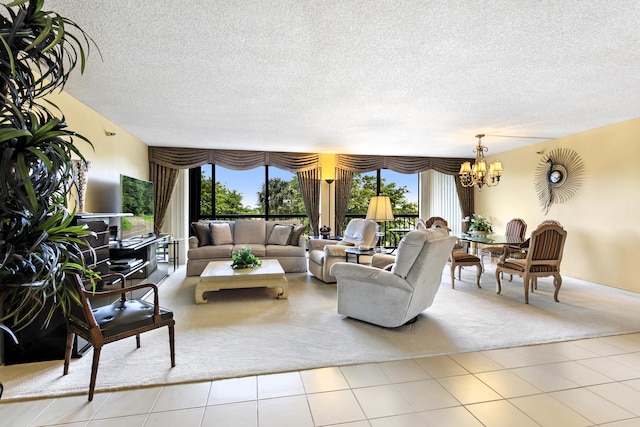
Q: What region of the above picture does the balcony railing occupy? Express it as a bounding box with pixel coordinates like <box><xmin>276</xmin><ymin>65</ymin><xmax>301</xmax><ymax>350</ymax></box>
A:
<box><xmin>343</xmin><ymin>214</ymin><xmax>418</xmax><ymax>248</ymax></box>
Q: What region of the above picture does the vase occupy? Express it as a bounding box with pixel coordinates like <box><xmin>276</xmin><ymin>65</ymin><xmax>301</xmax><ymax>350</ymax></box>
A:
<box><xmin>469</xmin><ymin>230</ymin><xmax>490</xmax><ymax>235</ymax></box>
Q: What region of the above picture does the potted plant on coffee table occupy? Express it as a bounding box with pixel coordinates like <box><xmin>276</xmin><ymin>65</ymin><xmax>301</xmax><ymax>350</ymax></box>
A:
<box><xmin>0</xmin><ymin>0</ymin><xmax>98</xmax><ymax>349</ymax></box>
<box><xmin>231</xmin><ymin>247</ymin><xmax>262</xmax><ymax>270</ymax></box>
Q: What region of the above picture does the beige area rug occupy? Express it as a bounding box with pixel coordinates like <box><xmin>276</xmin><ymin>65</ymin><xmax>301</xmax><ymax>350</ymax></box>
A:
<box><xmin>2</xmin><ymin>264</ymin><xmax>640</xmax><ymax>401</ymax></box>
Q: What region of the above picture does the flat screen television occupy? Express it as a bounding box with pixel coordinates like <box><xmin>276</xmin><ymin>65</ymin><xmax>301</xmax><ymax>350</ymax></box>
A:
<box><xmin>120</xmin><ymin>174</ymin><xmax>155</xmax><ymax>241</ymax></box>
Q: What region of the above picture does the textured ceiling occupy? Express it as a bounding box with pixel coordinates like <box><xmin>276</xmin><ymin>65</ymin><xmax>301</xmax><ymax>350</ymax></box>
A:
<box><xmin>47</xmin><ymin>0</ymin><xmax>640</xmax><ymax>157</ymax></box>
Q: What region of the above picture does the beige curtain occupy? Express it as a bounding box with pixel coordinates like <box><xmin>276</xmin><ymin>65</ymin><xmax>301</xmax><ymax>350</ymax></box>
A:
<box><xmin>297</xmin><ymin>168</ymin><xmax>320</xmax><ymax>235</ymax></box>
<box><xmin>149</xmin><ymin>162</ymin><xmax>179</xmax><ymax>236</ymax></box>
<box><xmin>334</xmin><ymin>168</ymin><xmax>354</xmax><ymax>236</ymax></box>
<box><xmin>455</xmin><ymin>179</ymin><xmax>474</xmax><ymax>225</ymax></box>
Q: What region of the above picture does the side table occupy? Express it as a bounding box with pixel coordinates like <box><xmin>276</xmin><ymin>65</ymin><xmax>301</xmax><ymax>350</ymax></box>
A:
<box><xmin>344</xmin><ymin>247</ymin><xmax>375</xmax><ymax>264</ymax></box>
<box><xmin>157</xmin><ymin>236</ymin><xmax>184</xmax><ymax>272</ymax></box>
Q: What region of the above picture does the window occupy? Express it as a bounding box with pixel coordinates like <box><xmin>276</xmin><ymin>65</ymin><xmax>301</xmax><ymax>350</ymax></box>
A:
<box><xmin>345</xmin><ymin>170</ymin><xmax>419</xmax><ymax>232</ymax></box>
<box><xmin>190</xmin><ymin>165</ymin><xmax>304</xmax><ymax>222</ymax></box>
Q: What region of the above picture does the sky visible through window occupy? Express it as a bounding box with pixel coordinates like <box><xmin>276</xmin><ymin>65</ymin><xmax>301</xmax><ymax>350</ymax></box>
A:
<box><xmin>204</xmin><ymin>167</ymin><xmax>418</xmax><ymax>210</ymax></box>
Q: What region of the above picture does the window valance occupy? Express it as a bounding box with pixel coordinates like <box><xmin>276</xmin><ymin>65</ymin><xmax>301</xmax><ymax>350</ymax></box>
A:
<box><xmin>336</xmin><ymin>154</ymin><xmax>473</xmax><ymax>175</ymax></box>
<box><xmin>148</xmin><ymin>147</ymin><xmax>319</xmax><ymax>172</ymax></box>
<box><xmin>149</xmin><ymin>146</ymin><xmax>472</xmax><ymax>175</ymax></box>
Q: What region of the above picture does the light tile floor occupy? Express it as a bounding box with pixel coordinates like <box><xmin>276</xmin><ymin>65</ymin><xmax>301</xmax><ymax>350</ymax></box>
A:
<box><xmin>2</xmin><ymin>333</ymin><xmax>640</xmax><ymax>426</ymax></box>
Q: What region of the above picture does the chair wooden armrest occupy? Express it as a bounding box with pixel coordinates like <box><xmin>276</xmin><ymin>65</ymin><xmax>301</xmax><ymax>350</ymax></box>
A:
<box><xmin>84</xmin><ymin>274</ymin><xmax>160</xmax><ymax>303</ymax></box>
<box><xmin>66</xmin><ymin>274</ymin><xmax>175</xmax><ymax>401</ymax></box>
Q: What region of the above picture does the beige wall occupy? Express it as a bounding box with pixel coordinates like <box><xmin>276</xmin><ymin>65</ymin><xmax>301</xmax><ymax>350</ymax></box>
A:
<box><xmin>51</xmin><ymin>89</ymin><xmax>640</xmax><ymax>291</ymax></box>
<box><xmin>476</xmin><ymin>117</ymin><xmax>640</xmax><ymax>292</ymax></box>
<box><xmin>45</xmin><ymin>91</ymin><xmax>149</xmax><ymax>213</ymax></box>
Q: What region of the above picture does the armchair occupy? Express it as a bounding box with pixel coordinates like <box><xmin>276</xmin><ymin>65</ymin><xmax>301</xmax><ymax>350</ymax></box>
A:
<box><xmin>480</xmin><ymin>218</ymin><xmax>527</xmax><ymax>266</ymax></box>
<box><xmin>495</xmin><ymin>222</ymin><xmax>567</xmax><ymax>303</ymax></box>
<box><xmin>330</xmin><ymin>229</ymin><xmax>456</xmax><ymax>327</ymax></box>
<box><xmin>63</xmin><ymin>273</ymin><xmax>176</xmax><ymax>400</ymax></box>
<box><xmin>308</xmin><ymin>218</ymin><xmax>378</xmax><ymax>283</ymax></box>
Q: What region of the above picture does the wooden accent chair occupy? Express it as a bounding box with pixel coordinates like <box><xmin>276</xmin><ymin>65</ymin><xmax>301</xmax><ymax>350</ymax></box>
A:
<box><xmin>427</xmin><ymin>220</ymin><xmax>481</xmax><ymax>288</ymax></box>
<box><xmin>64</xmin><ymin>273</ymin><xmax>176</xmax><ymax>401</ymax></box>
<box><xmin>421</xmin><ymin>216</ymin><xmax>449</xmax><ymax>229</ymax></box>
<box><xmin>495</xmin><ymin>222</ymin><xmax>567</xmax><ymax>304</ymax></box>
<box><xmin>450</xmin><ymin>251</ymin><xmax>482</xmax><ymax>289</ymax></box>
<box><xmin>480</xmin><ymin>218</ymin><xmax>527</xmax><ymax>265</ymax></box>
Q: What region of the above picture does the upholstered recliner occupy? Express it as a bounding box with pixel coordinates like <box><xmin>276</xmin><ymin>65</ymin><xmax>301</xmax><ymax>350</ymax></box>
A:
<box><xmin>330</xmin><ymin>229</ymin><xmax>456</xmax><ymax>327</ymax></box>
<box><xmin>308</xmin><ymin>218</ymin><xmax>378</xmax><ymax>283</ymax></box>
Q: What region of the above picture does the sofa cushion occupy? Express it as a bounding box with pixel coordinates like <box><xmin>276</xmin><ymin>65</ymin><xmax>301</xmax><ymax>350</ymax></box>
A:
<box><xmin>268</xmin><ymin>224</ymin><xmax>293</xmax><ymax>245</ymax></box>
<box><xmin>188</xmin><ymin>244</ymin><xmax>233</xmax><ymax>259</ymax></box>
<box><xmin>211</xmin><ymin>222</ymin><xmax>233</xmax><ymax>245</ymax></box>
<box><xmin>234</xmin><ymin>219</ymin><xmax>266</xmax><ymax>244</ymax></box>
<box><xmin>233</xmin><ymin>244</ymin><xmax>265</xmax><ymax>257</ymax></box>
<box><xmin>266</xmin><ymin>244</ymin><xmax>306</xmax><ymax>257</ymax></box>
<box><xmin>288</xmin><ymin>224</ymin><xmax>306</xmax><ymax>245</ymax></box>
<box><xmin>341</xmin><ymin>218</ymin><xmax>376</xmax><ymax>246</ymax></box>
<box><xmin>192</xmin><ymin>222</ymin><xmax>211</xmax><ymax>247</ymax></box>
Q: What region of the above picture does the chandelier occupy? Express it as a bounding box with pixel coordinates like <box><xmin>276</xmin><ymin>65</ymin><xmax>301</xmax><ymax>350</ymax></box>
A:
<box><xmin>458</xmin><ymin>134</ymin><xmax>502</xmax><ymax>188</ymax></box>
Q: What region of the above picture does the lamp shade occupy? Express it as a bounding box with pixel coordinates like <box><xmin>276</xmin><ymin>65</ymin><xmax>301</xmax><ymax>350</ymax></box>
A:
<box><xmin>366</xmin><ymin>196</ymin><xmax>394</xmax><ymax>221</ymax></box>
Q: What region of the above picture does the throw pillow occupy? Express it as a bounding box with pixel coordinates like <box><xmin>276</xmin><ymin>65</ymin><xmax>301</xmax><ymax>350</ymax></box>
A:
<box><xmin>211</xmin><ymin>222</ymin><xmax>233</xmax><ymax>245</ymax></box>
<box><xmin>191</xmin><ymin>222</ymin><xmax>211</xmax><ymax>247</ymax></box>
<box><xmin>268</xmin><ymin>224</ymin><xmax>293</xmax><ymax>245</ymax></box>
<box><xmin>287</xmin><ymin>224</ymin><xmax>306</xmax><ymax>245</ymax></box>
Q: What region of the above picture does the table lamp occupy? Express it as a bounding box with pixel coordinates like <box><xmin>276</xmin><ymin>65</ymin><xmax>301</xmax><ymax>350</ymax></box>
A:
<box><xmin>366</xmin><ymin>196</ymin><xmax>394</xmax><ymax>252</ymax></box>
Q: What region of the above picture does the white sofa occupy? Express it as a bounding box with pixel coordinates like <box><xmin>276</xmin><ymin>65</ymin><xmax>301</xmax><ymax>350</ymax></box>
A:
<box><xmin>186</xmin><ymin>219</ymin><xmax>307</xmax><ymax>276</ymax></box>
<box><xmin>330</xmin><ymin>228</ymin><xmax>456</xmax><ymax>327</ymax></box>
<box><xmin>308</xmin><ymin>219</ymin><xmax>378</xmax><ymax>283</ymax></box>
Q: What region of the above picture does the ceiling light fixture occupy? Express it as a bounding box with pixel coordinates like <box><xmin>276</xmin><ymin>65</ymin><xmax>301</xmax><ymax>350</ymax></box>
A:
<box><xmin>458</xmin><ymin>134</ymin><xmax>502</xmax><ymax>189</ymax></box>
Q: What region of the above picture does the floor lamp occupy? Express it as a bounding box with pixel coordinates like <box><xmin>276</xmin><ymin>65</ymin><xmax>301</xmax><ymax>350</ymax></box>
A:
<box><xmin>366</xmin><ymin>196</ymin><xmax>394</xmax><ymax>252</ymax></box>
<box><xmin>324</xmin><ymin>178</ymin><xmax>334</xmax><ymax>237</ymax></box>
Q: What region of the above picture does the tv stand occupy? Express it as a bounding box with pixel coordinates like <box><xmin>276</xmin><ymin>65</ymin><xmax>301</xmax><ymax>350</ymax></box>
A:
<box><xmin>110</xmin><ymin>236</ymin><xmax>158</xmax><ymax>280</ymax></box>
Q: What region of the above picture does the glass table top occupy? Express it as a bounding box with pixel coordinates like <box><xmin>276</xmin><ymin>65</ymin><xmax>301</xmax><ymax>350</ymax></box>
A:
<box><xmin>455</xmin><ymin>233</ymin><xmax>526</xmax><ymax>245</ymax></box>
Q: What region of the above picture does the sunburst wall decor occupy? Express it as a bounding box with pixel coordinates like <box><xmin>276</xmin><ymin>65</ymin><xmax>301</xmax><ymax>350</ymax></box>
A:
<box><xmin>534</xmin><ymin>148</ymin><xmax>585</xmax><ymax>214</ymax></box>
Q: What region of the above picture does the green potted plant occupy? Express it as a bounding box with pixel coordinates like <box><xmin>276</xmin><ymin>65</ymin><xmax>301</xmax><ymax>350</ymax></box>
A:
<box><xmin>464</xmin><ymin>214</ymin><xmax>493</xmax><ymax>234</ymax></box>
<box><xmin>0</xmin><ymin>0</ymin><xmax>98</xmax><ymax>345</ymax></box>
<box><xmin>231</xmin><ymin>247</ymin><xmax>262</xmax><ymax>270</ymax></box>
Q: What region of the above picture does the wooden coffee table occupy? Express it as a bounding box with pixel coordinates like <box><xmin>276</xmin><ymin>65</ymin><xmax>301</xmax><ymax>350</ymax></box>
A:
<box><xmin>195</xmin><ymin>259</ymin><xmax>288</xmax><ymax>303</ymax></box>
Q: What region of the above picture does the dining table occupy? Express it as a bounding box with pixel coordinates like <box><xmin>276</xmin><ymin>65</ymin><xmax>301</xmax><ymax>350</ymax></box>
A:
<box><xmin>454</xmin><ymin>232</ymin><xmax>527</xmax><ymax>263</ymax></box>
